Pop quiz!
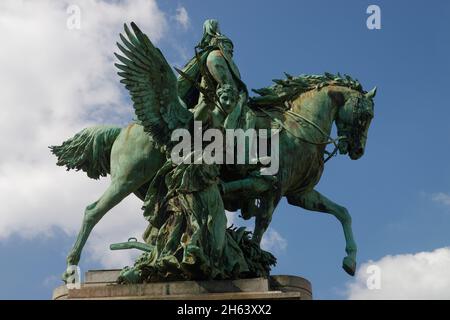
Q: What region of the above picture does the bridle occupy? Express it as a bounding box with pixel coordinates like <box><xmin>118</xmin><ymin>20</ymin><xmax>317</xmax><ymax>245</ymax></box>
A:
<box><xmin>256</xmin><ymin>93</ymin><xmax>370</xmax><ymax>164</ymax></box>
<box><xmin>336</xmin><ymin>94</ymin><xmax>373</xmax><ymax>154</ymax></box>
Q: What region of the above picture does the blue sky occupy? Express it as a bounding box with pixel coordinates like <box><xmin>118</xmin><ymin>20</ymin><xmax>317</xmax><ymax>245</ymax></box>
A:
<box><xmin>1</xmin><ymin>0</ymin><xmax>450</xmax><ymax>299</ymax></box>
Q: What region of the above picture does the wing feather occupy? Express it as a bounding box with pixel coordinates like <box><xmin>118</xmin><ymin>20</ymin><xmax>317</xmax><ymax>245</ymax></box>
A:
<box><xmin>115</xmin><ymin>22</ymin><xmax>192</xmax><ymax>146</ymax></box>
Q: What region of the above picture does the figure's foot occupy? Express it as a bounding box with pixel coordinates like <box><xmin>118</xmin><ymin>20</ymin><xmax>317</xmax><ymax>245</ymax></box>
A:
<box><xmin>342</xmin><ymin>256</ymin><xmax>356</xmax><ymax>276</ymax></box>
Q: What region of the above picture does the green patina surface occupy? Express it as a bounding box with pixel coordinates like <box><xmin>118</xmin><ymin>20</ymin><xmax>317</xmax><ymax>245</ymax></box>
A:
<box><xmin>50</xmin><ymin>20</ymin><xmax>376</xmax><ymax>283</ymax></box>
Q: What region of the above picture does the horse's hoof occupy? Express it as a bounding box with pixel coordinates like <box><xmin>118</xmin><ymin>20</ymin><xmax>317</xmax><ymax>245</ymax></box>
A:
<box><xmin>342</xmin><ymin>256</ymin><xmax>356</xmax><ymax>276</ymax></box>
<box><xmin>61</xmin><ymin>270</ymin><xmax>74</xmax><ymax>284</ymax></box>
<box><xmin>61</xmin><ymin>265</ymin><xmax>79</xmax><ymax>284</ymax></box>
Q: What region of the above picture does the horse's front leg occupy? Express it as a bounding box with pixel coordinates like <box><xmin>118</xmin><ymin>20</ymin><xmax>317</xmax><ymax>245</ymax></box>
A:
<box><xmin>287</xmin><ymin>189</ymin><xmax>357</xmax><ymax>276</ymax></box>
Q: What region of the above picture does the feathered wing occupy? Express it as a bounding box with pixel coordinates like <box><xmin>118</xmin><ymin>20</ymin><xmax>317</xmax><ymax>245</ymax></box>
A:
<box><xmin>115</xmin><ymin>22</ymin><xmax>192</xmax><ymax>146</ymax></box>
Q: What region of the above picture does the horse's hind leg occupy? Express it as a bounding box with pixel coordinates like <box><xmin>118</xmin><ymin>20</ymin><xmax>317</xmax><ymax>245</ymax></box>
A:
<box><xmin>287</xmin><ymin>189</ymin><xmax>357</xmax><ymax>276</ymax></box>
<box><xmin>220</xmin><ymin>175</ymin><xmax>279</xmax><ymax>244</ymax></box>
<box><xmin>63</xmin><ymin>181</ymin><xmax>136</xmax><ymax>283</ymax></box>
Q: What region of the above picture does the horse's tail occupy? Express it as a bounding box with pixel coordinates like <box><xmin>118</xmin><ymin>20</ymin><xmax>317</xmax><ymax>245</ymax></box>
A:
<box><xmin>49</xmin><ymin>125</ymin><xmax>122</xmax><ymax>179</ymax></box>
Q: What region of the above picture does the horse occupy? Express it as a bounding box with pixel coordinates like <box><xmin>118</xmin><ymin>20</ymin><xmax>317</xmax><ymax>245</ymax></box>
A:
<box><xmin>51</xmin><ymin>74</ymin><xmax>376</xmax><ymax>281</ymax></box>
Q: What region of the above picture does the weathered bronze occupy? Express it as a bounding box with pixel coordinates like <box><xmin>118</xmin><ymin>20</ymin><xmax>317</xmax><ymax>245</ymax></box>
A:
<box><xmin>51</xmin><ymin>20</ymin><xmax>376</xmax><ymax>283</ymax></box>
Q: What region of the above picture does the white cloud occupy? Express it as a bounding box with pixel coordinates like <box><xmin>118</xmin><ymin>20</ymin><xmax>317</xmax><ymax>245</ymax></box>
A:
<box><xmin>174</xmin><ymin>6</ymin><xmax>189</xmax><ymax>30</ymax></box>
<box><xmin>261</xmin><ymin>229</ymin><xmax>287</xmax><ymax>253</ymax></box>
<box><xmin>225</xmin><ymin>210</ymin><xmax>239</xmax><ymax>227</ymax></box>
<box><xmin>0</xmin><ymin>0</ymin><xmax>170</xmax><ymax>268</ymax></box>
<box><xmin>346</xmin><ymin>247</ymin><xmax>450</xmax><ymax>299</ymax></box>
<box><xmin>432</xmin><ymin>192</ymin><xmax>450</xmax><ymax>207</ymax></box>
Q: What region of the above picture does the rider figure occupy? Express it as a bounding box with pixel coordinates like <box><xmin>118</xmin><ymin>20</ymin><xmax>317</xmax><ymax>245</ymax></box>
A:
<box><xmin>176</xmin><ymin>19</ymin><xmax>276</xmax><ymax>219</ymax></box>
<box><xmin>134</xmin><ymin>21</ymin><xmax>275</xmax><ymax>269</ymax></box>
<box><xmin>177</xmin><ymin>19</ymin><xmax>248</xmax><ymax>131</ymax></box>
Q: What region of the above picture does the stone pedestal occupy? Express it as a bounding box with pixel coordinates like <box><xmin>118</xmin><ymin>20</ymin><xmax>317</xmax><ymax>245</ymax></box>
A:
<box><xmin>53</xmin><ymin>270</ymin><xmax>312</xmax><ymax>300</ymax></box>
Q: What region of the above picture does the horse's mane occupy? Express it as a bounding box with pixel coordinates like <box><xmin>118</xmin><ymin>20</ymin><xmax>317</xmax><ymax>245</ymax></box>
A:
<box><xmin>248</xmin><ymin>72</ymin><xmax>364</xmax><ymax>109</ymax></box>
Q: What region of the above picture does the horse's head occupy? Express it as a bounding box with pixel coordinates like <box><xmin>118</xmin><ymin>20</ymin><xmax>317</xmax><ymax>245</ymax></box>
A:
<box><xmin>336</xmin><ymin>87</ymin><xmax>376</xmax><ymax>160</ymax></box>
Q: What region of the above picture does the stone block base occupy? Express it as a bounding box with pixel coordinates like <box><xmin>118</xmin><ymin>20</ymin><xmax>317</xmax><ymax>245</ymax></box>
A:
<box><xmin>52</xmin><ymin>270</ymin><xmax>312</xmax><ymax>300</ymax></box>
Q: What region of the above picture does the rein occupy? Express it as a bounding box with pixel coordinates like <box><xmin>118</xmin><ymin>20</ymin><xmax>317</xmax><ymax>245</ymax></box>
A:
<box><xmin>256</xmin><ymin>106</ymin><xmax>346</xmax><ymax>163</ymax></box>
